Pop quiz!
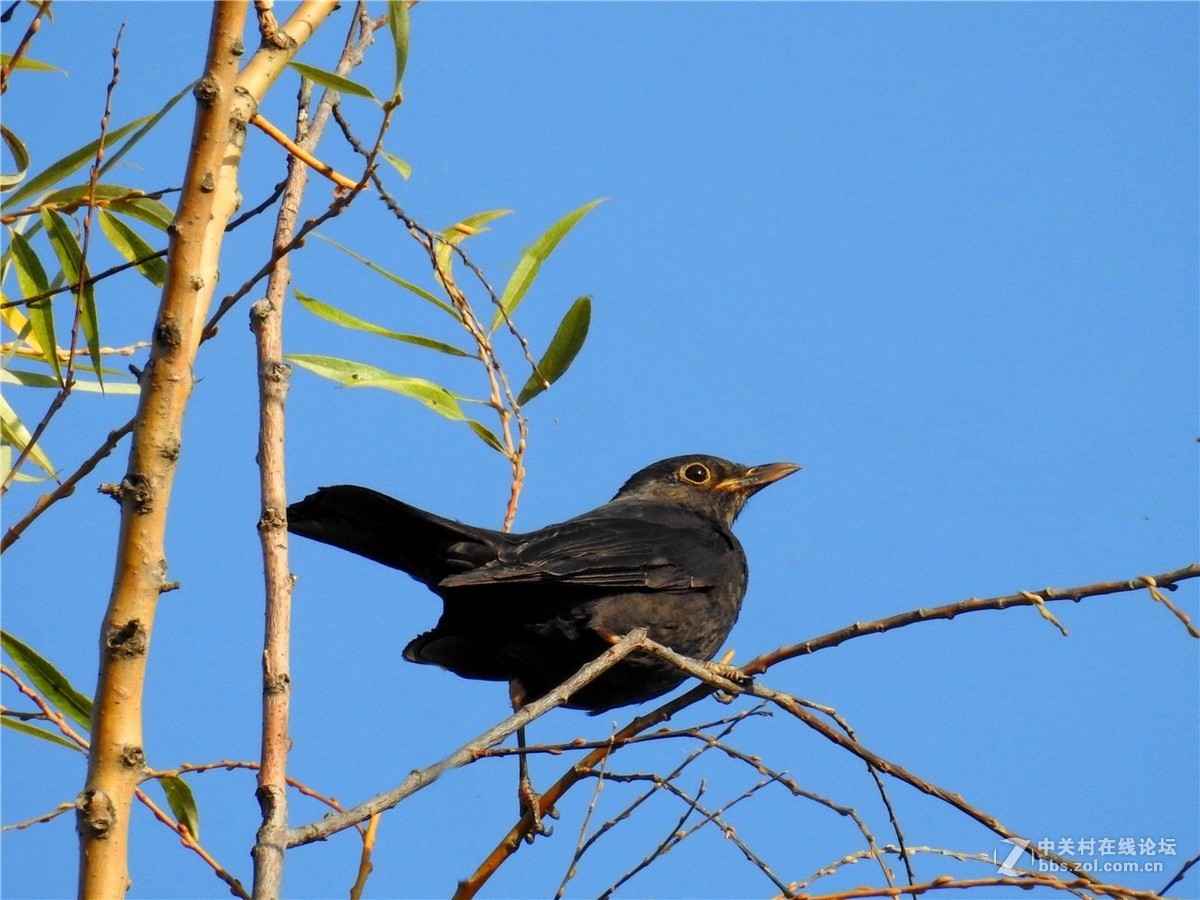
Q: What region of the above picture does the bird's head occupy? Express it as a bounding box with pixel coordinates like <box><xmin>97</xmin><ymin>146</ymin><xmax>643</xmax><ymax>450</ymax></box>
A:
<box><xmin>612</xmin><ymin>455</ymin><xmax>800</xmax><ymax>528</ymax></box>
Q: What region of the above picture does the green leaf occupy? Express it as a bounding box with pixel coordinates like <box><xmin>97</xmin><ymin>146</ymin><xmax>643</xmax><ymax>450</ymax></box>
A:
<box><xmin>1</xmin><ymin>124</ymin><xmax>31</xmax><ymax>192</ymax></box>
<box><xmin>288</xmin><ymin>354</ymin><xmax>469</xmax><ymax>421</ymax></box>
<box><xmin>490</xmin><ymin>198</ymin><xmax>606</xmax><ymax>332</ymax></box>
<box><xmin>313</xmin><ymin>233</ymin><xmax>455</xmax><ymax>316</ymax></box>
<box><xmin>98</xmin><ymin>210</ymin><xmax>166</xmax><ymax>287</ymax></box>
<box><xmin>106</xmin><ymin>196</ymin><xmax>175</xmax><ymax>232</ymax></box>
<box><xmin>434</xmin><ymin>209</ymin><xmax>515</xmax><ymax>286</ymax></box>
<box><xmin>157</xmin><ymin>775</ymin><xmax>201</xmax><ymax>840</ymax></box>
<box><xmin>387</xmin><ymin>0</ymin><xmax>410</xmax><ymax>97</ymax></box>
<box><xmin>42</xmin><ymin>183</ymin><xmax>153</xmax><ymax>206</ymax></box>
<box><xmin>0</xmin><ymin>393</ymin><xmax>56</xmax><ymax>479</ymax></box>
<box><xmin>518</xmin><ymin>296</ymin><xmax>592</xmax><ymax>404</ymax></box>
<box><xmin>6</xmin><ymin>229</ymin><xmax>60</xmax><ymax>384</ymax></box>
<box><xmin>39</xmin><ymin>209</ymin><xmax>102</xmax><ymax>384</ymax></box>
<box><xmin>0</xmin><ymin>368</ymin><xmax>140</xmax><ymax>395</ymax></box>
<box><xmin>289</xmin><ymin>62</ymin><xmax>377</xmax><ymax>102</ymax></box>
<box><xmin>294</xmin><ymin>289</ymin><xmax>470</xmax><ymax>357</ymax></box>
<box><xmin>0</xmin><ymin>631</ymin><xmax>92</xmax><ymax>732</ymax></box>
<box><xmin>5</xmin><ymin>114</ymin><xmax>153</xmax><ymax>209</ymax></box>
<box><xmin>0</xmin><ymin>445</ymin><xmax>49</xmax><ymax>483</ymax></box>
<box><xmin>439</xmin><ymin>209</ymin><xmax>513</xmax><ymax>247</ymax></box>
<box><xmin>467</xmin><ymin>419</ymin><xmax>505</xmax><ymax>453</ymax></box>
<box><xmin>0</xmin><ymin>52</ymin><xmax>65</xmax><ymax>75</ymax></box>
<box><xmin>2</xmin><ymin>717</ymin><xmax>85</xmax><ymax>752</ymax></box>
<box><xmin>99</xmin><ymin>81</ymin><xmax>195</xmax><ymax>179</ymax></box>
<box><xmin>381</xmin><ymin>150</ymin><xmax>411</xmax><ymax>181</ymax></box>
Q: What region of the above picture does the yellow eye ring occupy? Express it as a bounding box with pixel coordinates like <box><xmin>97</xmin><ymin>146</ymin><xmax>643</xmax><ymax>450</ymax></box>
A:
<box><xmin>680</xmin><ymin>462</ymin><xmax>711</xmax><ymax>484</ymax></box>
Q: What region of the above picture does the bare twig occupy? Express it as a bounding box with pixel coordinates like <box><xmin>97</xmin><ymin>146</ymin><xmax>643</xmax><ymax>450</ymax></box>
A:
<box><xmin>457</xmin><ymin>565</ymin><xmax>1199</xmax><ymax>896</ymax></box>
<box><xmin>348</xmin><ymin>814</ymin><xmax>381</xmax><ymax>900</ymax></box>
<box><xmin>1</xmin><ymin>417</ymin><xmax>134</xmax><ymax>553</ymax></box>
<box><xmin>1</xmin><ymin>803</ymin><xmax>75</xmax><ymax>831</ymax></box>
<box><xmin>1</xmin><ymin>665</ymin><xmax>89</xmax><ymax>749</ymax></box>
<box><xmin>1160</xmin><ymin>851</ymin><xmax>1200</xmax><ymax>896</ymax></box>
<box><xmin>134</xmin><ymin>787</ymin><xmax>250</xmax><ymax>900</ymax></box>
<box><xmin>0</xmin><ymin>25</ymin><xmax>124</xmax><ymax>496</ymax></box>
<box><xmin>790</xmin><ymin>873</ymin><xmax>1165</xmax><ymax>900</ymax></box>
<box><xmin>0</xmin><ymin>0</ymin><xmax>51</xmax><ymax>94</ymax></box>
<box><xmin>250</xmin><ymin>112</ymin><xmax>356</xmax><ymax>190</ymax></box>
<box><xmin>251</xmin><ymin>7</ymin><xmax>381</xmax><ymax>893</ymax></box>
<box><xmin>285</xmin><ymin>628</ymin><xmax>650</xmax><ymax>848</ymax></box>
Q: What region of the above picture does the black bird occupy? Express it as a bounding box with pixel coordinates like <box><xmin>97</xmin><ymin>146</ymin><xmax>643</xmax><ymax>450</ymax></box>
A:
<box><xmin>287</xmin><ymin>455</ymin><xmax>799</xmax><ymax>714</ymax></box>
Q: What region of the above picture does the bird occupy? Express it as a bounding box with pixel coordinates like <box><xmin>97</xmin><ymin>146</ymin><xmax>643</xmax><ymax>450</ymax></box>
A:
<box><xmin>286</xmin><ymin>454</ymin><xmax>799</xmax><ymax>715</ymax></box>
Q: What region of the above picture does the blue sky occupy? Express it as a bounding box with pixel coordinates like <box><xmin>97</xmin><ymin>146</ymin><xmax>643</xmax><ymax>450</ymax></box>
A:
<box><xmin>2</xmin><ymin>3</ymin><xmax>1197</xmax><ymax>898</ymax></box>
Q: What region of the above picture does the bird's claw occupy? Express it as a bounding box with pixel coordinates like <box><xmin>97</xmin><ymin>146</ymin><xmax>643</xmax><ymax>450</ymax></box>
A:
<box><xmin>703</xmin><ymin>660</ymin><xmax>753</xmax><ymax>686</ymax></box>
<box><xmin>519</xmin><ymin>775</ymin><xmax>555</xmax><ymax>842</ymax></box>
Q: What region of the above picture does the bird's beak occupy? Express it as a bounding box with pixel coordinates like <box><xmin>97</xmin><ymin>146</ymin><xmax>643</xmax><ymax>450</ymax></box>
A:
<box><xmin>715</xmin><ymin>462</ymin><xmax>801</xmax><ymax>495</ymax></box>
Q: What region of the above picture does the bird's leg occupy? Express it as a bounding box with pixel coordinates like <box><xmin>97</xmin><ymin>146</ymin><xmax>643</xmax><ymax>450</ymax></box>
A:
<box><xmin>702</xmin><ymin>660</ymin><xmax>753</xmax><ymax>685</ymax></box>
<box><xmin>703</xmin><ymin>650</ymin><xmax>753</xmax><ymax>704</ymax></box>
<box><xmin>510</xmin><ymin>680</ymin><xmax>553</xmax><ymax>842</ymax></box>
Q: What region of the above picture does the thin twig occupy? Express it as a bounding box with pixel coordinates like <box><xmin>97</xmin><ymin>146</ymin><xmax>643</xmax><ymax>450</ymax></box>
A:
<box><xmin>285</xmin><ymin>628</ymin><xmax>649</xmax><ymax>847</ymax></box>
<box><xmin>134</xmin><ymin>787</ymin><xmax>250</xmax><ymax>900</ymax></box>
<box><xmin>0</xmin><ymin>26</ymin><xmax>124</xmax><ymax>495</ymax></box>
<box><xmin>0</xmin><ymin>0</ymin><xmax>51</xmax><ymax>94</ymax></box>
<box><xmin>457</xmin><ymin>565</ymin><xmax>1199</xmax><ymax>896</ymax></box>
<box><xmin>1</xmin><ymin>417</ymin><xmax>134</xmax><ymax>553</ymax></box>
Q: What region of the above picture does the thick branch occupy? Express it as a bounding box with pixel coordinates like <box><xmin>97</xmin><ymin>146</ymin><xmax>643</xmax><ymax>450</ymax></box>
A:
<box><xmin>76</xmin><ymin>7</ymin><xmax>248</xmax><ymax>897</ymax></box>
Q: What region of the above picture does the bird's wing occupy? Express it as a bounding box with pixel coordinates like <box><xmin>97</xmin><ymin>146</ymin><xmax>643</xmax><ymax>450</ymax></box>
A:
<box><xmin>438</xmin><ymin>507</ymin><xmax>736</xmax><ymax>592</ymax></box>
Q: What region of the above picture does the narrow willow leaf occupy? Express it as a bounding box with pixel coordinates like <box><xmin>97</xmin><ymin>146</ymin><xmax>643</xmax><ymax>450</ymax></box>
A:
<box><xmin>381</xmin><ymin>150</ymin><xmax>411</xmax><ymax>181</ymax></box>
<box><xmin>288</xmin><ymin>354</ymin><xmax>468</xmax><ymax>421</ymax></box>
<box><xmin>0</xmin><ymin>394</ymin><xmax>56</xmax><ymax>479</ymax></box>
<box><xmin>435</xmin><ymin>209</ymin><xmax>514</xmax><ymax>286</ymax></box>
<box><xmin>98</xmin><ymin>210</ymin><xmax>166</xmax><ymax>287</ymax></box>
<box><xmin>388</xmin><ymin>0</ymin><xmax>410</xmax><ymax>97</ymax></box>
<box><xmin>518</xmin><ymin>296</ymin><xmax>592</xmax><ymax>404</ymax></box>
<box><xmin>289</xmin><ymin>62</ymin><xmax>377</xmax><ymax>102</ymax></box>
<box><xmin>312</xmin><ymin>233</ymin><xmax>455</xmax><ymax>316</ymax></box>
<box><xmin>0</xmin><ymin>52</ymin><xmax>65</xmax><ymax>75</ymax></box>
<box><xmin>2</xmin><ymin>717</ymin><xmax>84</xmax><ymax>752</ymax></box>
<box><xmin>6</xmin><ymin>229</ymin><xmax>60</xmax><ymax>384</ymax></box>
<box><xmin>467</xmin><ymin>419</ymin><xmax>505</xmax><ymax>453</ymax></box>
<box><xmin>157</xmin><ymin>775</ymin><xmax>201</xmax><ymax>840</ymax></box>
<box><xmin>43</xmin><ymin>183</ymin><xmax>155</xmax><ymax>206</ymax></box>
<box><xmin>107</xmin><ymin>196</ymin><xmax>175</xmax><ymax>232</ymax></box>
<box><xmin>39</xmin><ymin>209</ymin><xmax>102</xmax><ymax>384</ymax></box>
<box><xmin>490</xmin><ymin>198</ymin><xmax>607</xmax><ymax>332</ymax></box>
<box><xmin>1</xmin><ymin>124</ymin><xmax>30</xmax><ymax>191</ymax></box>
<box><xmin>5</xmin><ymin>114</ymin><xmax>152</xmax><ymax>209</ymax></box>
<box><xmin>440</xmin><ymin>209</ymin><xmax>514</xmax><ymax>247</ymax></box>
<box><xmin>0</xmin><ymin>368</ymin><xmax>139</xmax><ymax>394</ymax></box>
<box><xmin>1</xmin><ymin>447</ymin><xmax>50</xmax><ymax>483</ymax></box>
<box><xmin>0</xmin><ymin>631</ymin><xmax>92</xmax><ymax>732</ymax></box>
<box><xmin>294</xmin><ymin>289</ymin><xmax>470</xmax><ymax>357</ymax></box>
<box><xmin>100</xmin><ymin>81</ymin><xmax>195</xmax><ymax>178</ymax></box>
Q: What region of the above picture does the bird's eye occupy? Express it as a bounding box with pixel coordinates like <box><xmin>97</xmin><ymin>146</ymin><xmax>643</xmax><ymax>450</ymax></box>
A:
<box><xmin>680</xmin><ymin>463</ymin><xmax>711</xmax><ymax>484</ymax></box>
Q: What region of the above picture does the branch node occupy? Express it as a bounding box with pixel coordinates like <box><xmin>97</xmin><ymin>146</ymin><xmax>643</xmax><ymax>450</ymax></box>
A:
<box><xmin>193</xmin><ymin>75</ymin><xmax>221</xmax><ymax>104</ymax></box>
<box><xmin>154</xmin><ymin>320</ymin><xmax>183</xmax><ymax>350</ymax></box>
<box><xmin>119</xmin><ymin>745</ymin><xmax>146</xmax><ymax>769</ymax></box>
<box><xmin>119</xmin><ymin>473</ymin><xmax>153</xmax><ymax>513</ymax></box>
<box><xmin>75</xmin><ymin>789</ymin><xmax>117</xmax><ymax>840</ymax></box>
<box><xmin>105</xmin><ymin>619</ymin><xmax>149</xmax><ymax>659</ymax></box>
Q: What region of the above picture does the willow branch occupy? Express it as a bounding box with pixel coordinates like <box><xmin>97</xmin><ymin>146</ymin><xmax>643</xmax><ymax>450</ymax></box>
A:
<box><xmin>285</xmin><ymin>628</ymin><xmax>649</xmax><ymax>848</ymax></box>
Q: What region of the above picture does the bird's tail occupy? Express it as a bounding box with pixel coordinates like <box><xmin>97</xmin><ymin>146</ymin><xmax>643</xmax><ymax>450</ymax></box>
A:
<box><xmin>287</xmin><ymin>485</ymin><xmax>498</xmax><ymax>586</ymax></box>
